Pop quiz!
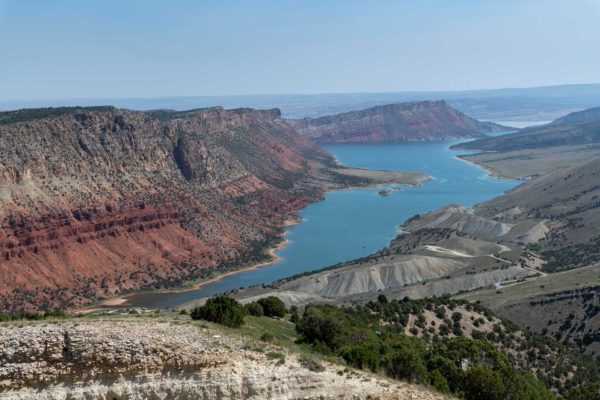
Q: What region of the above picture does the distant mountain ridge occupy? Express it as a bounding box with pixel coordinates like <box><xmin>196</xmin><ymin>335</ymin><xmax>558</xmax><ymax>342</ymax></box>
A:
<box><xmin>4</xmin><ymin>83</ymin><xmax>600</xmax><ymax>121</ymax></box>
<box><xmin>453</xmin><ymin>106</ymin><xmax>600</xmax><ymax>152</ymax></box>
<box><xmin>288</xmin><ymin>101</ymin><xmax>507</xmax><ymax>143</ymax></box>
<box><xmin>551</xmin><ymin>106</ymin><xmax>600</xmax><ymax>125</ymax></box>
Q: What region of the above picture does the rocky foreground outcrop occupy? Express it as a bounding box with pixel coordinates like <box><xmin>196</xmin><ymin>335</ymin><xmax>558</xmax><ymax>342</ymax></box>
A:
<box><xmin>288</xmin><ymin>101</ymin><xmax>506</xmax><ymax>143</ymax></box>
<box><xmin>0</xmin><ymin>320</ymin><xmax>446</xmax><ymax>400</ymax></box>
<box><xmin>0</xmin><ymin>106</ymin><xmax>417</xmax><ymax>312</ymax></box>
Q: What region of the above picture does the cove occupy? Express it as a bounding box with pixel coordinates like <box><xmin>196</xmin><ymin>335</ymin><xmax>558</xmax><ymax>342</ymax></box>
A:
<box><xmin>122</xmin><ymin>139</ymin><xmax>519</xmax><ymax>308</ymax></box>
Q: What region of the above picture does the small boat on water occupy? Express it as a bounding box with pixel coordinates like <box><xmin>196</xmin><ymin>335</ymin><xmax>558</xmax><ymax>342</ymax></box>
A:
<box><xmin>378</xmin><ymin>189</ymin><xmax>391</xmax><ymax>197</ymax></box>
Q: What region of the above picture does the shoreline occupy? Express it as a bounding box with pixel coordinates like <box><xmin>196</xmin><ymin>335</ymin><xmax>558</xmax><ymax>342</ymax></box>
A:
<box><xmin>82</xmin><ymin>143</ymin><xmax>505</xmax><ymax>312</ymax></box>
<box><xmin>87</xmin><ymin>215</ymin><xmax>300</xmax><ymax>310</ymax></box>
<box><xmin>86</xmin><ymin>162</ymin><xmax>432</xmax><ymax>311</ymax></box>
<box><xmin>85</xmin><ymin>149</ymin><xmax>455</xmax><ymax>312</ymax></box>
<box><xmin>452</xmin><ymin>153</ymin><xmax>522</xmax><ymax>182</ymax></box>
<box><xmin>87</xmin><ymin>170</ymin><xmax>422</xmax><ymax>311</ymax></box>
<box><xmin>455</xmin><ymin>153</ymin><xmax>541</xmax><ymax>181</ymax></box>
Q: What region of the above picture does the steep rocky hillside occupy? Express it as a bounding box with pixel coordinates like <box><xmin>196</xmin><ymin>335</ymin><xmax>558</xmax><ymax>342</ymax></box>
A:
<box><xmin>0</xmin><ymin>318</ymin><xmax>446</xmax><ymax>399</ymax></box>
<box><xmin>0</xmin><ymin>106</ymin><xmax>424</xmax><ymax>312</ymax></box>
<box><xmin>288</xmin><ymin>101</ymin><xmax>506</xmax><ymax>143</ymax></box>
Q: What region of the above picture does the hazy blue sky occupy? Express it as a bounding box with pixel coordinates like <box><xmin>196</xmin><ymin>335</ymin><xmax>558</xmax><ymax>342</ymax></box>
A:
<box><xmin>1</xmin><ymin>0</ymin><xmax>599</xmax><ymax>99</ymax></box>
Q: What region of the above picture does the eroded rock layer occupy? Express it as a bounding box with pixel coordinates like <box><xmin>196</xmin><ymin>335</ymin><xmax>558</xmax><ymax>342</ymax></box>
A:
<box><xmin>289</xmin><ymin>101</ymin><xmax>506</xmax><ymax>143</ymax></box>
<box><xmin>0</xmin><ymin>320</ymin><xmax>446</xmax><ymax>400</ymax></box>
<box><xmin>0</xmin><ymin>106</ymin><xmax>342</xmax><ymax>311</ymax></box>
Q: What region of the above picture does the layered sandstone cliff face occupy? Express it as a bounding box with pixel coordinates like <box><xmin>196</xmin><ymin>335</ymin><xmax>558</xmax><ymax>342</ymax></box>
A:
<box><xmin>289</xmin><ymin>101</ymin><xmax>506</xmax><ymax>143</ymax></box>
<box><xmin>0</xmin><ymin>320</ymin><xmax>446</xmax><ymax>400</ymax></box>
<box><xmin>0</xmin><ymin>106</ymin><xmax>342</xmax><ymax>311</ymax></box>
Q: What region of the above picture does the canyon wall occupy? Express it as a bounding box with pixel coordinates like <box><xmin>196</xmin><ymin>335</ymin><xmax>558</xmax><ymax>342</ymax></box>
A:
<box><xmin>0</xmin><ymin>106</ymin><xmax>339</xmax><ymax>311</ymax></box>
<box><xmin>289</xmin><ymin>101</ymin><xmax>506</xmax><ymax>143</ymax></box>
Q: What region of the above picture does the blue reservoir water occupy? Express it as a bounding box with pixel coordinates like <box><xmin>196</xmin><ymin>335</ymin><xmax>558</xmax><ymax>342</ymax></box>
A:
<box><xmin>124</xmin><ymin>140</ymin><xmax>519</xmax><ymax>308</ymax></box>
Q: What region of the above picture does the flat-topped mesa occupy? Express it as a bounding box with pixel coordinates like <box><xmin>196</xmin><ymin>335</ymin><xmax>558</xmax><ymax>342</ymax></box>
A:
<box><xmin>288</xmin><ymin>100</ymin><xmax>507</xmax><ymax>143</ymax></box>
<box><xmin>149</xmin><ymin>106</ymin><xmax>282</xmax><ymax>130</ymax></box>
<box><xmin>0</xmin><ymin>105</ymin><xmax>341</xmax><ymax>311</ymax></box>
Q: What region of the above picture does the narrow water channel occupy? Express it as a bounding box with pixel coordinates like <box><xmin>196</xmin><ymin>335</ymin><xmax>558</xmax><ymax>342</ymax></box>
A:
<box><xmin>122</xmin><ymin>139</ymin><xmax>519</xmax><ymax>308</ymax></box>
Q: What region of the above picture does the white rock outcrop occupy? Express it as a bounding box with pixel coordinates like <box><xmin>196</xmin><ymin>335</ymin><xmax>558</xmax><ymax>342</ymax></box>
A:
<box><xmin>0</xmin><ymin>320</ymin><xmax>447</xmax><ymax>400</ymax></box>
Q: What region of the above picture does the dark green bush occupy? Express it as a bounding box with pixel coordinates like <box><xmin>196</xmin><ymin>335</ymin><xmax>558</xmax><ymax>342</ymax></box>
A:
<box><xmin>428</xmin><ymin>369</ymin><xmax>450</xmax><ymax>393</ymax></box>
<box><xmin>290</xmin><ymin>308</ymin><xmax>300</xmax><ymax>323</ymax></box>
<box><xmin>340</xmin><ymin>342</ymin><xmax>382</xmax><ymax>371</ymax></box>
<box><xmin>257</xmin><ymin>296</ymin><xmax>286</xmax><ymax>318</ymax></box>
<box><xmin>381</xmin><ymin>336</ymin><xmax>429</xmax><ymax>383</ymax></box>
<box><xmin>190</xmin><ymin>295</ymin><xmax>247</xmax><ymax>327</ymax></box>
<box><xmin>245</xmin><ymin>301</ymin><xmax>264</xmax><ymax>317</ymax></box>
<box><xmin>463</xmin><ymin>366</ymin><xmax>505</xmax><ymax>400</ymax></box>
<box><xmin>260</xmin><ymin>332</ymin><xmax>274</xmax><ymax>342</ymax></box>
<box><xmin>296</xmin><ymin>304</ymin><xmax>376</xmax><ymax>352</ymax></box>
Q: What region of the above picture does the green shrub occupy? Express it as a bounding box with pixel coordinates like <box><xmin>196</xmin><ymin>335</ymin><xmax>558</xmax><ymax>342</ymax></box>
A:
<box><xmin>266</xmin><ymin>351</ymin><xmax>285</xmax><ymax>363</ymax></box>
<box><xmin>290</xmin><ymin>311</ymin><xmax>299</xmax><ymax>323</ymax></box>
<box><xmin>378</xmin><ymin>294</ymin><xmax>389</xmax><ymax>303</ymax></box>
<box><xmin>340</xmin><ymin>342</ymin><xmax>382</xmax><ymax>371</ymax></box>
<box><xmin>245</xmin><ymin>301</ymin><xmax>264</xmax><ymax>317</ymax></box>
<box><xmin>434</xmin><ymin>306</ymin><xmax>446</xmax><ymax>319</ymax></box>
<box><xmin>463</xmin><ymin>366</ymin><xmax>505</xmax><ymax>400</ymax></box>
<box><xmin>428</xmin><ymin>369</ymin><xmax>450</xmax><ymax>393</ymax></box>
<box><xmin>382</xmin><ymin>336</ymin><xmax>429</xmax><ymax>383</ymax></box>
<box><xmin>190</xmin><ymin>295</ymin><xmax>247</xmax><ymax>327</ymax></box>
<box><xmin>296</xmin><ymin>304</ymin><xmax>376</xmax><ymax>352</ymax></box>
<box><xmin>260</xmin><ymin>332</ymin><xmax>274</xmax><ymax>342</ymax></box>
<box><xmin>257</xmin><ymin>296</ymin><xmax>286</xmax><ymax>318</ymax></box>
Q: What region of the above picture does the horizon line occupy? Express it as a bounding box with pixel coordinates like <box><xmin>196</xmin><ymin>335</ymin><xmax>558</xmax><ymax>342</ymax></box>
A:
<box><xmin>2</xmin><ymin>82</ymin><xmax>600</xmax><ymax>103</ymax></box>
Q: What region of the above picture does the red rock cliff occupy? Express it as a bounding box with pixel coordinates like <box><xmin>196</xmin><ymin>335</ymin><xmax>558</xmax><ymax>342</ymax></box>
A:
<box><xmin>0</xmin><ymin>106</ymin><xmax>335</xmax><ymax>311</ymax></box>
<box><xmin>289</xmin><ymin>101</ymin><xmax>506</xmax><ymax>143</ymax></box>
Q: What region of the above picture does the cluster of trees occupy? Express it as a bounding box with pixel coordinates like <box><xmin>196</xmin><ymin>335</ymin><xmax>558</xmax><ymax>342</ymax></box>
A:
<box><xmin>189</xmin><ymin>294</ymin><xmax>600</xmax><ymax>398</ymax></box>
<box><xmin>0</xmin><ymin>308</ymin><xmax>67</xmax><ymax>322</ymax></box>
<box><xmin>295</xmin><ymin>303</ymin><xmax>554</xmax><ymax>400</ymax></box>
<box><xmin>245</xmin><ymin>296</ymin><xmax>286</xmax><ymax>318</ymax></box>
<box><xmin>190</xmin><ymin>295</ymin><xmax>286</xmax><ymax>327</ymax></box>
